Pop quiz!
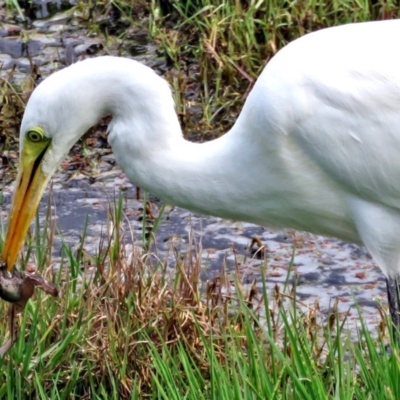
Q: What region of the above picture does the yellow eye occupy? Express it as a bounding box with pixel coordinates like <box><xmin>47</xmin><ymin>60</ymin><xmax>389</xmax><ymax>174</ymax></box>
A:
<box><xmin>27</xmin><ymin>128</ymin><xmax>45</xmax><ymax>143</ymax></box>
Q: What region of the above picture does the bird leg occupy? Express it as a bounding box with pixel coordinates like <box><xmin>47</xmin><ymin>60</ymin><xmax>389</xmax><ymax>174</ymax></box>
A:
<box><xmin>386</xmin><ymin>276</ymin><xmax>400</xmax><ymax>343</ymax></box>
<box><xmin>0</xmin><ymin>265</ymin><xmax>58</xmax><ymax>356</ymax></box>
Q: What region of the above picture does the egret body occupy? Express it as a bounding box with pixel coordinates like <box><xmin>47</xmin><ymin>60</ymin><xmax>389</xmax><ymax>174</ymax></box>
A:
<box><xmin>3</xmin><ymin>19</ymin><xmax>400</xmax><ymax>331</ymax></box>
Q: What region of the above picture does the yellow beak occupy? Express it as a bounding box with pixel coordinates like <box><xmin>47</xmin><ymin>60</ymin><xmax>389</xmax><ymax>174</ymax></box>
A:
<box><xmin>1</xmin><ymin>141</ymin><xmax>51</xmax><ymax>271</ymax></box>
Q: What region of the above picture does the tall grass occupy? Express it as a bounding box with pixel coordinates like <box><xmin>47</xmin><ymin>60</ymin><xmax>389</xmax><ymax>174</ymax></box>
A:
<box><xmin>0</xmin><ymin>194</ymin><xmax>399</xmax><ymax>398</ymax></box>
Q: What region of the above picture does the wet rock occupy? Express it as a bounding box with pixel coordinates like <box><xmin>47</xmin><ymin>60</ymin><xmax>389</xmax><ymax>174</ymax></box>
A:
<box><xmin>16</xmin><ymin>56</ymin><xmax>48</xmax><ymax>72</ymax></box>
<box><xmin>296</xmin><ymin>292</ymin><xmax>311</xmax><ymax>301</ymax></box>
<box><xmin>28</xmin><ymin>32</ymin><xmax>61</xmax><ymax>46</ymax></box>
<box><xmin>297</xmin><ymin>272</ymin><xmax>321</xmax><ymax>284</ymax></box>
<box><xmin>39</xmin><ymin>46</ymin><xmax>63</xmax><ymax>63</ymax></box>
<box><xmin>125</xmin><ymin>44</ymin><xmax>147</xmax><ymax>56</ymax></box>
<box><xmin>47</xmin><ymin>24</ymin><xmax>64</xmax><ymax>33</ymax></box>
<box><xmin>0</xmin><ymin>37</ymin><xmax>44</xmax><ymax>58</ymax></box>
<box><xmin>325</xmin><ymin>272</ymin><xmax>346</xmax><ymax>285</ymax></box>
<box><xmin>102</xmin><ymin>155</ymin><xmax>117</xmax><ymax>165</ymax></box>
<box><xmin>270</xmin><ymin>233</ymin><xmax>290</xmax><ymax>243</ymax></box>
<box><xmin>31</xmin><ymin>20</ymin><xmax>48</xmax><ymax>29</ymax></box>
<box><xmin>125</xmin><ymin>29</ymin><xmax>149</xmax><ymax>45</ymax></box>
<box><xmin>64</xmin><ymin>43</ymin><xmax>75</xmax><ymax>65</ymax></box>
<box><xmin>321</xmin><ymin>259</ymin><xmax>336</xmax><ymax>266</ymax></box>
<box><xmin>0</xmin><ymin>53</ymin><xmax>15</xmax><ymax>69</ymax></box>
<box><xmin>356</xmin><ymin>299</ymin><xmax>379</xmax><ymax>308</ymax></box>
<box><xmin>0</xmin><ymin>24</ymin><xmax>21</xmax><ymax>37</ymax></box>
<box><xmin>32</xmin><ymin>13</ymin><xmax>70</xmax><ymax>30</ymax></box>
<box><xmin>74</xmin><ymin>42</ymin><xmax>103</xmax><ymax>56</ymax></box>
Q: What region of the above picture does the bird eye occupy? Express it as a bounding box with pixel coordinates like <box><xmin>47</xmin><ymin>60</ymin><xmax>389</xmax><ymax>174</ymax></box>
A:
<box><xmin>27</xmin><ymin>128</ymin><xmax>45</xmax><ymax>143</ymax></box>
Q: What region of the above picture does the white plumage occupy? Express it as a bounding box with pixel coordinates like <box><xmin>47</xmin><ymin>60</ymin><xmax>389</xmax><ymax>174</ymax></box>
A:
<box><xmin>5</xmin><ymin>19</ymin><xmax>400</xmax><ymax>333</ymax></box>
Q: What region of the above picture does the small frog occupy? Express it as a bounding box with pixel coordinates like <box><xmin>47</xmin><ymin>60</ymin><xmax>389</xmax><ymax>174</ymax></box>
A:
<box><xmin>0</xmin><ymin>264</ymin><xmax>58</xmax><ymax>356</ymax></box>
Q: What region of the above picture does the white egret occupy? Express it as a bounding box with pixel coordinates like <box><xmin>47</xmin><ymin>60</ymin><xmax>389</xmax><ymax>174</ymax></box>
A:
<box><xmin>2</xmin><ymin>19</ymin><xmax>400</xmax><ymax>335</ymax></box>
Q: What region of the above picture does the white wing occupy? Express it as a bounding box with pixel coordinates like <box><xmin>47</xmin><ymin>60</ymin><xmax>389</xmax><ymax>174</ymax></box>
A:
<box><xmin>266</xmin><ymin>20</ymin><xmax>400</xmax><ymax>276</ymax></box>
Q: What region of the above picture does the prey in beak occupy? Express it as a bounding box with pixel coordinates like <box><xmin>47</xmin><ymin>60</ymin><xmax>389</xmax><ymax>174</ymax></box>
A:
<box><xmin>0</xmin><ymin>127</ymin><xmax>60</xmax><ymax>356</ymax></box>
<box><xmin>0</xmin><ymin>266</ymin><xmax>58</xmax><ymax>357</ymax></box>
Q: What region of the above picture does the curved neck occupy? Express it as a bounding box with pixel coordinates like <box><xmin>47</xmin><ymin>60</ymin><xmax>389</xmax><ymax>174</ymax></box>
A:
<box><xmin>106</xmin><ymin>92</ymin><xmax>254</xmax><ymax>220</ymax></box>
<box><xmin>21</xmin><ymin>57</ymin><xmax>359</xmax><ymax>242</ymax></box>
<box><xmin>46</xmin><ymin>60</ymin><xmax>257</xmax><ymax>221</ymax></box>
<box><xmin>33</xmin><ymin>57</ymin><xmax>262</xmax><ymax>220</ymax></box>
<box><xmin>75</xmin><ymin>60</ymin><xmax>339</xmax><ymax>229</ymax></box>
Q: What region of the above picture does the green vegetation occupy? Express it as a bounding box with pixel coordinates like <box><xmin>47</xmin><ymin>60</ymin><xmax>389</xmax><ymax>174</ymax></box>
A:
<box><xmin>1</xmin><ymin>0</ymin><xmax>400</xmax><ymax>398</ymax></box>
<box><xmin>0</xmin><ymin>197</ymin><xmax>399</xmax><ymax>399</ymax></box>
<box><xmin>148</xmin><ymin>0</ymin><xmax>400</xmax><ymax>138</ymax></box>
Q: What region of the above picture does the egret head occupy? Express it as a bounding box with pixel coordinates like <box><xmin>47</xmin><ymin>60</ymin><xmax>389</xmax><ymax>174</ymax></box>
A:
<box><xmin>1</xmin><ymin>60</ymin><xmax>106</xmax><ymax>272</ymax></box>
<box><xmin>1</xmin><ymin>56</ymin><xmax>174</xmax><ymax>273</ymax></box>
